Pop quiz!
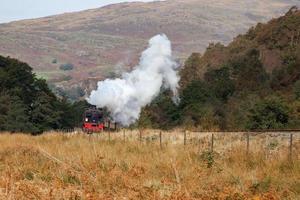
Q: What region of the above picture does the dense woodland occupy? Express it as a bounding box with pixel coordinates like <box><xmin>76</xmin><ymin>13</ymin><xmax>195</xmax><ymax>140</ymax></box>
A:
<box><xmin>138</xmin><ymin>7</ymin><xmax>300</xmax><ymax>131</ymax></box>
<box><xmin>0</xmin><ymin>8</ymin><xmax>299</xmax><ymax>133</ymax></box>
<box><xmin>0</xmin><ymin>56</ymin><xmax>89</xmax><ymax>134</ymax></box>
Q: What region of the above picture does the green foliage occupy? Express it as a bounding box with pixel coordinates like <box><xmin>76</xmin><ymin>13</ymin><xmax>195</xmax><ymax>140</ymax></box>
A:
<box><xmin>62</xmin><ymin>173</ymin><xmax>81</xmax><ymax>185</ymax></box>
<box><xmin>250</xmin><ymin>177</ymin><xmax>272</xmax><ymax>194</ymax></box>
<box><xmin>4</xmin><ymin>96</ymin><xmax>36</xmax><ymax>133</ymax></box>
<box><xmin>62</xmin><ymin>99</ymin><xmax>90</xmax><ymax>128</ymax></box>
<box><xmin>0</xmin><ymin>55</ymin><xmax>89</xmax><ymax>133</ymax></box>
<box><xmin>181</xmin><ymin>80</ymin><xmax>213</xmax><ymax>106</ymax></box>
<box><xmin>204</xmin><ymin>66</ymin><xmax>235</xmax><ymax>101</ymax></box>
<box><xmin>288</xmin><ymin>100</ymin><xmax>300</xmax><ymax>128</ymax></box>
<box><xmin>30</xmin><ymin>91</ymin><xmax>61</xmax><ymax>132</ymax></box>
<box><xmin>229</xmin><ymin>49</ymin><xmax>269</xmax><ymax>92</ymax></box>
<box><xmin>247</xmin><ymin>97</ymin><xmax>289</xmax><ymax>130</ymax></box>
<box><xmin>50</xmin><ymin>85</ymin><xmax>85</xmax><ymax>101</ymax></box>
<box><xmin>225</xmin><ymin>94</ymin><xmax>260</xmax><ymax>131</ymax></box>
<box><xmin>0</xmin><ymin>93</ymin><xmax>10</xmax><ymax>131</ymax></box>
<box><xmin>268</xmin><ymin>140</ymin><xmax>279</xmax><ymax>150</ymax></box>
<box><xmin>141</xmin><ymin>49</ymin><xmax>270</xmax><ymax>130</ymax></box>
<box><xmin>179</xmin><ymin>53</ymin><xmax>202</xmax><ymax>87</ymax></box>
<box><xmin>138</xmin><ymin>91</ymin><xmax>181</xmax><ymax>129</ymax></box>
<box><xmin>293</xmin><ymin>80</ymin><xmax>300</xmax><ymax>99</ymax></box>
<box><xmin>52</xmin><ymin>58</ymin><xmax>57</xmax><ymax>64</ymax></box>
<box><xmin>61</xmin><ymin>75</ymin><xmax>73</xmax><ymax>82</ymax></box>
<box><xmin>179</xmin><ymin>80</ymin><xmax>219</xmax><ymax>129</ymax></box>
<box><xmin>66</xmin><ymin>87</ymin><xmax>85</xmax><ymax>101</ymax></box>
<box><xmin>59</xmin><ymin>63</ymin><xmax>74</xmax><ymax>71</ymax></box>
<box><xmin>200</xmin><ymin>150</ymin><xmax>215</xmax><ymax>168</ymax></box>
<box><xmin>271</xmin><ymin>46</ymin><xmax>300</xmax><ymax>89</ymax></box>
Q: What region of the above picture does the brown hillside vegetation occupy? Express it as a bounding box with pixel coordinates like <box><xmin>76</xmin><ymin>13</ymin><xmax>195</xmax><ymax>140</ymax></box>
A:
<box><xmin>180</xmin><ymin>6</ymin><xmax>300</xmax><ymax>89</ymax></box>
<box><xmin>0</xmin><ymin>0</ymin><xmax>299</xmax><ymax>89</ymax></box>
<box><xmin>0</xmin><ymin>131</ymin><xmax>299</xmax><ymax>199</ymax></box>
<box><xmin>141</xmin><ymin>7</ymin><xmax>300</xmax><ymax>131</ymax></box>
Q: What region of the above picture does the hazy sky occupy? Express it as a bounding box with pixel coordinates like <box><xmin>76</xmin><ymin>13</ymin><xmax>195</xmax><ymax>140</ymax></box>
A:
<box><xmin>0</xmin><ymin>0</ymin><xmax>157</xmax><ymax>23</ymax></box>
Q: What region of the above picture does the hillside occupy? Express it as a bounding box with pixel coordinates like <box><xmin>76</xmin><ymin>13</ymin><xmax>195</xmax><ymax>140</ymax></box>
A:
<box><xmin>0</xmin><ymin>0</ymin><xmax>299</xmax><ymax>94</ymax></box>
<box><xmin>139</xmin><ymin>7</ymin><xmax>300</xmax><ymax>131</ymax></box>
<box><xmin>180</xmin><ymin>6</ymin><xmax>300</xmax><ymax>88</ymax></box>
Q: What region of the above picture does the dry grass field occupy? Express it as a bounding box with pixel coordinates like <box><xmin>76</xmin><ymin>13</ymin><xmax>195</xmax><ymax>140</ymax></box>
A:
<box><xmin>0</xmin><ymin>130</ymin><xmax>299</xmax><ymax>200</ymax></box>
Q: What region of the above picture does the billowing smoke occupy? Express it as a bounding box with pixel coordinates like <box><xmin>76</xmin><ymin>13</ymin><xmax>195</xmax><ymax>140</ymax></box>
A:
<box><xmin>87</xmin><ymin>34</ymin><xmax>180</xmax><ymax>126</ymax></box>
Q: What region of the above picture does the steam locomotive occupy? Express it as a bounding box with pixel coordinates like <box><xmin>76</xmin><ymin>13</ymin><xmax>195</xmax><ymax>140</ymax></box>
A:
<box><xmin>82</xmin><ymin>107</ymin><xmax>118</xmax><ymax>133</ymax></box>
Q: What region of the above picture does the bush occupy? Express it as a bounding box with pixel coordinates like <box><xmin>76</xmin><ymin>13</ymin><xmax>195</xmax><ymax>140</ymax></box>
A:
<box><xmin>294</xmin><ymin>80</ymin><xmax>300</xmax><ymax>99</ymax></box>
<box><xmin>247</xmin><ymin>97</ymin><xmax>289</xmax><ymax>130</ymax></box>
<box><xmin>59</xmin><ymin>63</ymin><xmax>74</xmax><ymax>71</ymax></box>
<box><xmin>61</xmin><ymin>75</ymin><xmax>72</xmax><ymax>82</ymax></box>
<box><xmin>52</xmin><ymin>58</ymin><xmax>57</xmax><ymax>64</ymax></box>
<box><xmin>204</xmin><ymin>66</ymin><xmax>235</xmax><ymax>101</ymax></box>
<box><xmin>200</xmin><ymin>150</ymin><xmax>215</xmax><ymax>168</ymax></box>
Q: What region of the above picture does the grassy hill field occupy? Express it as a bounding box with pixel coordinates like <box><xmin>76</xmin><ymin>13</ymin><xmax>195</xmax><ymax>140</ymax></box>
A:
<box><xmin>0</xmin><ymin>0</ymin><xmax>299</xmax><ymax>91</ymax></box>
<box><xmin>0</xmin><ymin>131</ymin><xmax>298</xmax><ymax>199</ymax></box>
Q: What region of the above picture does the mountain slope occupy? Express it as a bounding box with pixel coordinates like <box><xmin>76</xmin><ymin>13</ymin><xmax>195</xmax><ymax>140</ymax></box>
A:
<box><xmin>180</xmin><ymin>6</ymin><xmax>300</xmax><ymax>88</ymax></box>
<box><xmin>0</xmin><ymin>0</ymin><xmax>299</xmax><ymax>88</ymax></box>
<box><xmin>139</xmin><ymin>7</ymin><xmax>300</xmax><ymax>130</ymax></box>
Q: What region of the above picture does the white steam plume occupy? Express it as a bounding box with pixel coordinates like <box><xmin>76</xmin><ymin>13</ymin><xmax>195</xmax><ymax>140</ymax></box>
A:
<box><xmin>87</xmin><ymin>34</ymin><xmax>180</xmax><ymax>126</ymax></box>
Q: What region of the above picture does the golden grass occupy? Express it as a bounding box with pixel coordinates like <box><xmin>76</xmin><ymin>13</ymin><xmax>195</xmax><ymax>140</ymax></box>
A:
<box><xmin>0</xmin><ymin>131</ymin><xmax>299</xmax><ymax>200</ymax></box>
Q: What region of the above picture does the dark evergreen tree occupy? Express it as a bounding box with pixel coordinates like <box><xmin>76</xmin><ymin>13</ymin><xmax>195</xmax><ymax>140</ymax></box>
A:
<box><xmin>0</xmin><ymin>55</ymin><xmax>90</xmax><ymax>133</ymax></box>
<box><xmin>247</xmin><ymin>97</ymin><xmax>289</xmax><ymax>130</ymax></box>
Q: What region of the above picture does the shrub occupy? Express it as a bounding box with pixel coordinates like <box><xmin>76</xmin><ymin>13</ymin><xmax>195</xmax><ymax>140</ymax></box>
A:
<box><xmin>59</xmin><ymin>63</ymin><xmax>74</xmax><ymax>71</ymax></box>
<box><xmin>200</xmin><ymin>150</ymin><xmax>215</xmax><ymax>168</ymax></box>
<box><xmin>293</xmin><ymin>80</ymin><xmax>300</xmax><ymax>99</ymax></box>
<box><xmin>250</xmin><ymin>177</ymin><xmax>271</xmax><ymax>194</ymax></box>
<box><xmin>247</xmin><ymin>97</ymin><xmax>289</xmax><ymax>130</ymax></box>
<box><xmin>52</xmin><ymin>58</ymin><xmax>57</xmax><ymax>64</ymax></box>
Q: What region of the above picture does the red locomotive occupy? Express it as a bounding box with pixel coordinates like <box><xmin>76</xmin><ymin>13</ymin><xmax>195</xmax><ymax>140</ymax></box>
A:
<box><xmin>82</xmin><ymin>107</ymin><xmax>118</xmax><ymax>133</ymax></box>
<box><xmin>82</xmin><ymin>108</ymin><xmax>104</xmax><ymax>133</ymax></box>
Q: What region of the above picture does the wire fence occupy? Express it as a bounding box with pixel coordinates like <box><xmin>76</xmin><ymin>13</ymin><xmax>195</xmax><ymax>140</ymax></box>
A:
<box><xmin>52</xmin><ymin>129</ymin><xmax>300</xmax><ymax>161</ymax></box>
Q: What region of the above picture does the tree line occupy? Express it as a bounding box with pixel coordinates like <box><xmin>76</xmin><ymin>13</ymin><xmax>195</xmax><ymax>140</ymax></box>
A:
<box><xmin>0</xmin><ymin>55</ymin><xmax>89</xmax><ymax>134</ymax></box>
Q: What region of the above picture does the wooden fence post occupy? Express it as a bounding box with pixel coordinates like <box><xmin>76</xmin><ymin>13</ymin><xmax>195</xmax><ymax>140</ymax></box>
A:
<box><xmin>211</xmin><ymin>134</ymin><xmax>214</xmax><ymax>152</ymax></box>
<box><xmin>246</xmin><ymin>132</ymin><xmax>250</xmax><ymax>155</ymax></box>
<box><xmin>139</xmin><ymin>130</ymin><xmax>142</xmax><ymax>143</ymax></box>
<box><xmin>289</xmin><ymin>133</ymin><xmax>293</xmax><ymax>161</ymax></box>
<box><xmin>184</xmin><ymin>131</ymin><xmax>187</xmax><ymax>146</ymax></box>
<box><xmin>123</xmin><ymin>130</ymin><xmax>126</xmax><ymax>142</ymax></box>
<box><xmin>160</xmin><ymin>131</ymin><xmax>162</xmax><ymax>149</ymax></box>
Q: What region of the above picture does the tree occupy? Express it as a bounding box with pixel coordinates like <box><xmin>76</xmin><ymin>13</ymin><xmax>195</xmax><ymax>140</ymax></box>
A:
<box><xmin>179</xmin><ymin>80</ymin><xmax>220</xmax><ymax>129</ymax></box>
<box><xmin>4</xmin><ymin>96</ymin><xmax>36</xmax><ymax>133</ymax></box>
<box><xmin>30</xmin><ymin>92</ymin><xmax>61</xmax><ymax>133</ymax></box>
<box><xmin>230</xmin><ymin>49</ymin><xmax>269</xmax><ymax>92</ymax></box>
<box><xmin>0</xmin><ymin>55</ymin><xmax>88</xmax><ymax>133</ymax></box>
<box><xmin>179</xmin><ymin>53</ymin><xmax>202</xmax><ymax>88</ymax></box>
<box><xmin>293</xmin><ymin>80</ymin><xmax>300</xmax><ymax>99</ymax></box>
<box><xmin>0</xmin><ymin>93</ymin><xmax>10</xmax><ymax>131</ymax></box>
<box><xmin>70</xmin><ymin>100</ymin><xmax>90</xmax><ymax>127</ymax></box>
<box><xmin>247</xmin><ymin>97</ymin><xmax>289</xmax><ymax>130</ymax></box>
<box><xmin>204</xmin><ymin>66</ymin><xmax>235</xmax><ymax>101</ymax></box>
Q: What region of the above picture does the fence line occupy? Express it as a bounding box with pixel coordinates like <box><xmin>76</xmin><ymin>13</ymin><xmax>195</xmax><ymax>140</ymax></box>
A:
<box><xmin>50</xmin><ymin>129</ymin><xmax>299</xmax><ymax>161</ymax></box>
<box><xmin>289</xmin><ymin>133</ymin><xmax>293</xmax><ymax>161</ymax></box>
